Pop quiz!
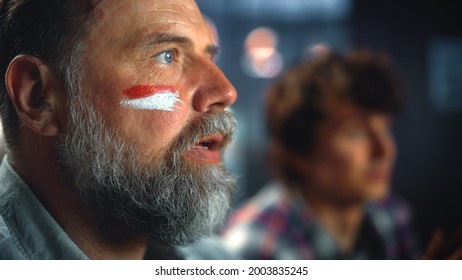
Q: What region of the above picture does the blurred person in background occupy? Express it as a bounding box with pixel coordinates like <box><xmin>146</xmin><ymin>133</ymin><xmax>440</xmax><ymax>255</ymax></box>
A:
<box><xmin>221</xmin><ymin>50</ymin><xmax>421</xmax><ymax>259</ymax></box>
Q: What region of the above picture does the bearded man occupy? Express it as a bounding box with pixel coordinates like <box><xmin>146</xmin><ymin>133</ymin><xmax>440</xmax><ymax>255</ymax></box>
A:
<box><xmin>0</xmin><ymin>0</ymin><xmax>237</xmax><ymax>259</ymax></box>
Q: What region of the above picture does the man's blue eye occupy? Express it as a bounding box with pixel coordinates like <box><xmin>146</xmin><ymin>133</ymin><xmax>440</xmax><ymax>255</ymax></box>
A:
<box><xmin>156</xmin><ymin>50</ymin><xmax>174</xmax><ymax>64</ymax></box>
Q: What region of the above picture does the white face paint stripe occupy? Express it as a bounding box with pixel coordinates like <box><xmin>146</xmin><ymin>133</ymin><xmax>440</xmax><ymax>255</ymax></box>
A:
<box><xmin>120</xmin><ymin>91</ymin><xmax>183</xmax><ymax>111</ymax></box>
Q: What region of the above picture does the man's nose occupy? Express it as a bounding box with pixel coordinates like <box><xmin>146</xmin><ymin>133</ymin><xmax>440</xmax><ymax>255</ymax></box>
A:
<box><xmin>370</xmin><ymin>132</ymin><xmax>395</xmax><ymax>160</ymax></box>
<box><xmin>191</xmin><ymin>60</ymin><xmax>237</xmax><ymax>113</ymax></box>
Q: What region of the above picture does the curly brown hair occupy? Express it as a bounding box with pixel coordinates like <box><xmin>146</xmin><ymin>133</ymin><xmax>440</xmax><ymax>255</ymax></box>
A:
<box><xmin>266</xmin><ymin>50</ymin><xmax>404</xmax><ymax>186</ymax></box>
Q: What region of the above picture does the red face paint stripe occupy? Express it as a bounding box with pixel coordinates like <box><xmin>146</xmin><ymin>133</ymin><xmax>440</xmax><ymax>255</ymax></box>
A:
<box><xmin>122</xmin><ymin>85</ymin><xmax>176</xmax><ymax>100</ymax></box>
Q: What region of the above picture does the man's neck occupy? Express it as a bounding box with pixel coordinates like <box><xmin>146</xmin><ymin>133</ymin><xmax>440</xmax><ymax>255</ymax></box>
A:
<box><xmin>72</xmin><ymin>231</ymin><xmax>150</xmax><ymax>260</ymax></box>
<box><xmin>9</xmin><ymin>136</ymin><xmax>150</xmax><ymax>259</ymax></box>
<box><xmin>304</xmin><ymin>189</ymin><xmax>364</xmax><ymax>254</ymax></box>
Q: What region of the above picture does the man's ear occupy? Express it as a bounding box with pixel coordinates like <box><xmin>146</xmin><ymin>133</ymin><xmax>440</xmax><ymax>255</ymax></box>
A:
<box><xmin>285</xmin><ymin>149</ymin><xmax>312</xmax><ymax>175</ymax></box>
<box><xmin>5</xmin><ymin>55</ymin><xmax>62</xmax><ymax>136</ymax></box>
<box><xmin>271</xmin><ymin>140</ymin><xmax>312</xmax><ymax>176</ymax></box>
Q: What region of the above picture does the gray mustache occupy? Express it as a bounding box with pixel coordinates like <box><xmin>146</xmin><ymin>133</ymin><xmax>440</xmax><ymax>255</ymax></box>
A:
<box><xmin>173</xmin><ymin>110</ymin><xmax>237</xmax><ymax>153</ymax></box>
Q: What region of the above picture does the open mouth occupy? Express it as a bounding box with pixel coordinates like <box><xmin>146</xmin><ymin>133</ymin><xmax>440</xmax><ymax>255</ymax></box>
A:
<box><xmin>186</xmin><ymin>134</ymin><xmax>225</xmax><ymax>164</ymax></box>
<box><xmin>194</xmin><ymin>135</ymin><xmax>223</xmax><ymax>150</ymax></box>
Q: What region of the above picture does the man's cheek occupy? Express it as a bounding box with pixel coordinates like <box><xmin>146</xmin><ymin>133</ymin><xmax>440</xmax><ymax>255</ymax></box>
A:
<box><xmin>120</xmin><ymin>85</ymin><xmax>183</xmax><ymax>111</ymax></box>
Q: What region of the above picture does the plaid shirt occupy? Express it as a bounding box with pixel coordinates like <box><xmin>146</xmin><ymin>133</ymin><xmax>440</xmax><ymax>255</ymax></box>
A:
<box><xmin>221</xmin><ymin>182</ymin><xmax>420</xmax><ymax>260</ymax></box>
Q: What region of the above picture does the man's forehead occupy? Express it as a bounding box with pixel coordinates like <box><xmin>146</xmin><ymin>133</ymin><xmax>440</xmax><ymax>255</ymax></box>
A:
<box><xmin>324</xmin><ymin>100</ymin><xmax>392</xmax><ymax>124</ymax></box>
<box><xmin>94</xmin><ymin>0</ymin><xmax>201</xmax><ymax>21</ymax></box>
<box><xmin>89</xmin><ymin>0</ymin><xmax>212</xmax><ymax>47</ymax></box>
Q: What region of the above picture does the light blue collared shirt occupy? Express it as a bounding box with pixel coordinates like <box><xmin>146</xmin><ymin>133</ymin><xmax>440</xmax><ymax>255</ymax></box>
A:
<box><xmin>0</xmin><ymin>157</ymin><xmax>88</xmax><ymax>259</ymax></box>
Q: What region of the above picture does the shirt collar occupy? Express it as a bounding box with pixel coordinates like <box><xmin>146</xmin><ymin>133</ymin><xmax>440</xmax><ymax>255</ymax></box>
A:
<box><xmin>0</xmin><ymin>156</ymin><xmax>88</xmax><ymax>259</ymax></box>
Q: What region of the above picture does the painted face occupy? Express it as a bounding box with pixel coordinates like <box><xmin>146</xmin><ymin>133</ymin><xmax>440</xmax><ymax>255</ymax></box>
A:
<box><xmin>120</xmin><ymin>85</ymin><xmax>182</xmax><ymax>111</ymax></box>
<box><xmin>301</xmin><ymin>101</ymin><xmax>396</xmax><ymax>204</ymax></box>
<box><xmin>79</xmin><ymin>0</ymin><xmax>236</xmax><ymax>165</ymax></box>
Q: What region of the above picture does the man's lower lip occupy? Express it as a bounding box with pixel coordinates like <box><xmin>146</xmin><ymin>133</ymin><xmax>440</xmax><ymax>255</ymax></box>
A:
<box><xmin>186</xmin><ymin>148</ymin><xmax>221</xmax><ymax>164</ymax></box>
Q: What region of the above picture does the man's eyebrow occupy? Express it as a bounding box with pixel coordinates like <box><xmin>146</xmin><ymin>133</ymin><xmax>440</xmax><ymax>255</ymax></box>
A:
<box><xmin>137</xmin><ymin>32</ymin><xmax>219</xmax><ymax>59</ymax></box>
<box><xmin>142</xmin><ymin>32</ymin><xmax>193</xmax><ymax>48</ymax></box>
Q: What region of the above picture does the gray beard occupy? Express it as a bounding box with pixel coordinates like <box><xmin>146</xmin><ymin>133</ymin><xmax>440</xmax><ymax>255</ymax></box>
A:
<box><xmin>55</xmin><ymin>92</ymin><xmax>237</xmax><ymax>246</ymax></box>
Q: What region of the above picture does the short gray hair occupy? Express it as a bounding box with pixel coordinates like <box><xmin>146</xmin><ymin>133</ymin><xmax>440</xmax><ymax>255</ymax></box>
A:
<box><xmin>0</xmin><ymin>0</ymin><xmax>99</xmax><ymax>148</ymax></box>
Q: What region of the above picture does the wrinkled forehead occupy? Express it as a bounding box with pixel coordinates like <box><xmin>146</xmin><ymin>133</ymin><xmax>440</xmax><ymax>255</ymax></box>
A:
<box><xmin>88</xmin><ymin>0</ymin><xmax>212</xmax><ymax>45</ymax></box>
<box><xmin>94</xmin><ymin>0</ymin><xmax>202</xmax><ymax>19</ymax></box>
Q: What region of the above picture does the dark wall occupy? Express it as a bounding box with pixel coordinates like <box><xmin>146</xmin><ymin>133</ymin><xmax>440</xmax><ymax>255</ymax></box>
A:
<box><xmin>352</xmin><ymin>0</ymin><xmax>462</xmax><ymax>246</ymax></box>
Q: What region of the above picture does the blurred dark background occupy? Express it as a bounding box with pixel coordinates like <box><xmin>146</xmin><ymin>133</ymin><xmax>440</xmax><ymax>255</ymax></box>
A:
<box><xmin>196</xmin><ymin>0</ymin><xmax>462</xmax><ymax>247</ymax></box>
